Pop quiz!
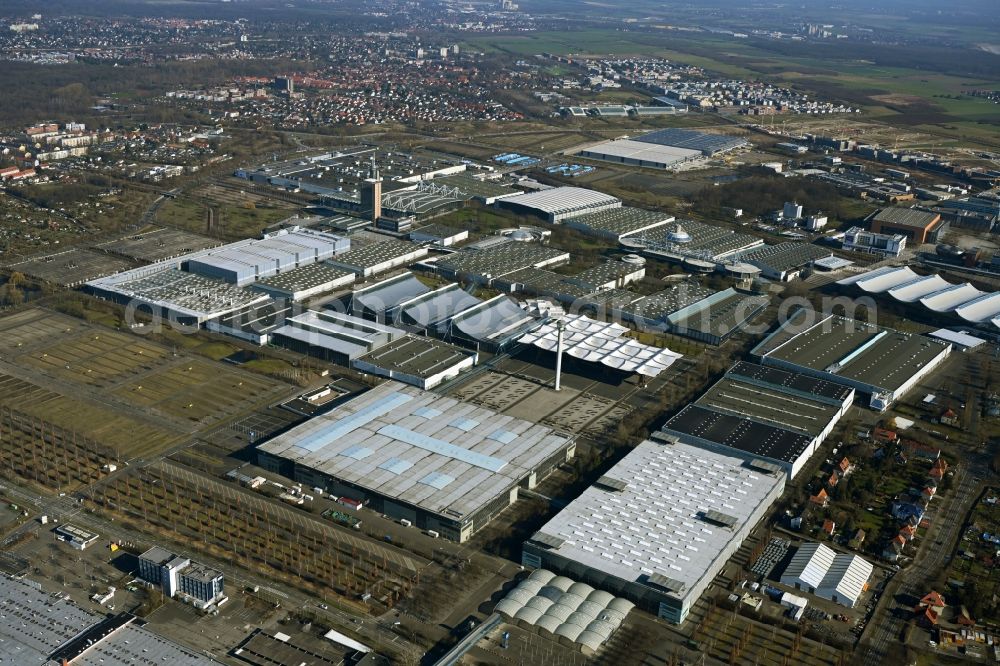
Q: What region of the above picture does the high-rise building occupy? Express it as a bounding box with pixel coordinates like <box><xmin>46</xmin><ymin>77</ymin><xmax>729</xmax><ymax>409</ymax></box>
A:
<box><xmin>360</xmin><ymin>155</ymin><xmax>382</xmax><ymax>222</ymax></box>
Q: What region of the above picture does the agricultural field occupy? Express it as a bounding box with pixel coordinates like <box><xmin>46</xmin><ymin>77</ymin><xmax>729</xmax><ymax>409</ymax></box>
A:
<box><xmin>464</xmin><ymin>30</ymin><xmax>1000</xmax><ymax>147</ymax></box>
<box><xmin>96</xmin><ymin>461</ymin><xmax>425</xmax><ymax>610</ymax></box>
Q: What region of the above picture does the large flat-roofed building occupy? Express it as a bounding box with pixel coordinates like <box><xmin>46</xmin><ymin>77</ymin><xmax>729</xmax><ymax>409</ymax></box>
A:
<box><xmin>662</xmin><ymin>288</ymin><xmax>770</xmax><ymax>346</ymax></box>
<box><xmin>0</xmin><ymin>574</ymin><xmax>220</xmax><ymax>666</ymax></box>
<box><xmin>326</xmin><ymin>239</ymin><xmax>428</xmax><ymax>278</ymax></box>
<box><xmin>626</xmin><ymin>220</ymin><xmax>764</xmax><ymax>265</ymax></box>
<box><xmin>250</xmin><ymin>263</ymin><xmax>355</xmax><ymax>301</ymax></box>
<box><xmin>86</xmin><ymin>268</ymin><xmax>272</xmax><ymax>326</ymax></box>
<box><xmin>562</xmin><ymin>207</ymin><xmax>675</xmax><ymax>241</ymax></box>
<box><xmin>257</xmin><ymin>383</ymin><xmax>575</xmax><ymax>542</ymax></box>
<box><xmin>185</xmin><ymin>229</ymin><xmax>349</xmax><ymax>286</ymax></box>
<box><xmin>577</xmin><ymin>139</ymin><xmax>701</xmax><ymax>170</ymax></box>
<box><xmin>270</xmin><ymin>309</ymin><xmax>406</xmax><ymax>363</ymax></box>
<box><xmin>661</xmin><ymin>361</ymin><xmax>854</xmax><ymax>478</ymax></box>
<box><xmin>351</xmin><ymin>335</ymin><xmax>478</xmax><ymax>390</ymax></box>
<box><xmin>752</xmin><ymin>312</ymin><xmax>951</xmax><ymax>411</ymax></box>
<box><xmin>734</xmin><ymin>243</ymin><xmax>833</xmax><ymax>281</ymax></box>
<box><xmin>496</xmin><ymin>187</ymin><xmax>621</xmax><ymax>223</ymax></box>
<box><xmin>869</xmin><ymin>207</ymin><xmax>947</xmax><ymax>244</ymax></box>
<box><xmin>616</xmin><ymin>285</ymin><xmax>768</xmax><ymax>345</ymax></box>
<box><xmin>522</xmin><ymin>438</ymin><xmax>784</xmax><ymax>624</ymax></box>
<box><xmin>431</xmin><ymin>241</ymin><xmax>570</xmax><ymax>284</ymax></box>
<box><xmin>632</xmin><ymin>128</ymin><xmax>749</xmax><ymax>157</ymax></box>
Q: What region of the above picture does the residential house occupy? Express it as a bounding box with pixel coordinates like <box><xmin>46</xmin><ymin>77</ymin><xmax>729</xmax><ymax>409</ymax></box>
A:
<box><xmin>822</xmin><ymin>519</ymin><xmax>836</xmax><ymax>537</ymax></box>
<box><xmin>956</xmin><ymin>605</ymin><xmax>976</xmax><ymax>627</ymax></box>
<box><xmin>827</xmin><ymin>471</ymin><xmax>840</xmax><ymax>488</ymax></box>
<box><xmin>810</xmin><ymin>488</ymin><xmax>830</xmax><ymax>508</ymax></box>
<box><xmin>882</xmin><ymin>536</ymin><xmax>905</xmax><ymax>562</ymax></box>
<box><xmin>930</xmin><ymin>458</ymin><xmax>949</xmax><ymax>480</ymax></box>
<box><xmin>849</xmin><ymin>529</ymin><xmax>866</xmax><ymax>549</ymax></box>
<box><xmin>837</xmin><ymin>457</ymin><xmax>855</xmax><ymax>477</ymax></box>
<box><xmin>914</xmin><ymin>591</ymin><xmax>947</xmax><ymax>628</ymax></box>
<box><xmin>874</xmin><ymin>427</ymin><xmax>897</xmax><ymax>443</ymax></box>
<box><xmin>940</xmin><ymin>408</ymin><xmax>959</xmax><ymax>427</ymax></box>
<box><xmin>905</xmin><ymin>441</ymin><xmax>941</xmax><ymax>461</ymax></box>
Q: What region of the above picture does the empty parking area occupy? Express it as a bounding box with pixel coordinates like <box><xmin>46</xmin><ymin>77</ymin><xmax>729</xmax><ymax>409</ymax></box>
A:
<box><xmin>18</xmin><ymin>331</ymin><xmax>172</xmax><ymax>388</ymax></box>
<box><xmin>0</xmin><ymin>373</ymin><xmax>181</xmax><ymax>460</ymax></box>
<box><xmin>110</xmin><ymin>359</ymin><xmax>283</xmax><ymax>425</ymax></box>
<box><xmin>0</xmin><ymin>308</ymin><xmax>86</xmax><ymax>351</ymax></box>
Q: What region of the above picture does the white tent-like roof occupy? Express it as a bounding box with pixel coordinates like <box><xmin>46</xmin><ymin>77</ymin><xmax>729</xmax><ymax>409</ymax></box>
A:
<box><xmin>887</xmin><ymin>274</ymin><xmax>952</xmax><ymax>302</ymax></box>
<box><xmin>495</xmin><ymin>570</ymin><xmax>634</xmax><ymax>654</ymax></box>
<box><xmin>517</xmin><ymin>311</ymin><xmax>682</xmax><ymax>377</ymax></box>
<box><xmin>955</xmin><ymin>292</ymin><xmax>1000</xmax><ymax>323</ymax></box>
<box><xmin>920</xmin><ymin>283</ymin><xmax>984</xmax><ymax>312</ymax></box>
<box><xmin>852</xmin><ymin>266</ymin><xmax>919</xmax><ymax>293</ymax></box>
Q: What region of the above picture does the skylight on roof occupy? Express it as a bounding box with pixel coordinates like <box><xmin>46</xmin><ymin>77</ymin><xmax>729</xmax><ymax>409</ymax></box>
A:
<box><xmin>378</xmin><ymin>458</ymin><xmax>413</xmax><ymax>475</ymax></box>
<box><xmin>342</xmin><ymin>446</ymin><xmax>374</xmax><ymax>460</ymax></box>
<box><xmin>413</xmin><ymin>406</ymin><xmax>443</xmax><ymax>419</ymax></box>
<box><xmin>487</xmin><ymin>429</ymin><xmax>518</xmax><ymax>444</ymax></box>
<box><xmin>419</xmin><ymin>472</ymin><xmax>454</xmax><ymax>490</ymax></box>
<box><xmin>449</xmin><ymin>417</ymin><xmax>479</xmax><ymax>432</ymax></box>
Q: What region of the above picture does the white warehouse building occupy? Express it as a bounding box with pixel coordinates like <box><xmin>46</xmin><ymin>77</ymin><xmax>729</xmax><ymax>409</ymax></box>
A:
<box><xmin>780</xmin><ymin>542</ymin><xmax>873</xmax><ymax>608</ymax></box>
<box><xmin>522</xmin><ymin>437</ymin><xmax>784</xmax><ymax>624</ymax></box>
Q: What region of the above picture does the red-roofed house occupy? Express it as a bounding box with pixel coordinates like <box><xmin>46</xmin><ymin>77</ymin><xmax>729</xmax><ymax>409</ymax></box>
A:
<box><xmin>956</xmin><ymin>605</ymin><xmax>976</xmax><ymax>627</ymax></box>
<box><xmin>875</xmin><ymin>428</ymin><xmax>897</xmax><ymax>443</ymax></box>
<box><xmin>838</xmin><ymin>457</ymin><xmax>855</xmax><ymax>476</ymax></box>
<box><xmin>827</xmin><ymin>472</ymin><xmax>840</xmax><ymax>488</ymax></box>
<box><xmin>822</xmin><ymin>519</ymin><xmax>836</xmax><ymax>537</ymax></box>
<box><xmin>810</xmin><ymin>488</ymin><xmax>830</xmax><ymax>508</ymax></box>
<box><xmin>930</xmin><ymin>458</ymin><xmax>949</xmax><ymax>480</ymax></box>
<box><xmin>940</xmin><ymin>408</ymin><xmax>959</xmax><ymax>427</ymax></box>
<box><xmin>899</xmin><ymin>524</ymin><xmax>916</xmax><ymax>541</ymax></box>
<box><xmin>915</xmin><ymin>591</ymin><xmax>947</xmax><ymax>628</ymax></box>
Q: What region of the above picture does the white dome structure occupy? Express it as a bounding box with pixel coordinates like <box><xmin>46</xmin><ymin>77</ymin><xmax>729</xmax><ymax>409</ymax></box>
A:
<box><xmin>494</xmin><ymin>570</ymin><xmax>633</xmax><ymax>655</ymax></box>
<box><xmin>666</xmin><ymin>223</ymin><xmax>692</xmax><ymax>244</ymax></box>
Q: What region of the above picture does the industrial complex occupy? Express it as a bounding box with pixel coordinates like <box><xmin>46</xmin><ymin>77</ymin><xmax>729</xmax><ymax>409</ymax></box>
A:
<box><xmin>662</xmin><ymin>361</ymin><xmax>854</xmax><ymax>478</ymax></box>
<box><xmin>257</xmin><ymin>383</ymin><xmax>575</xmax><ymax>542</ymax></box>
<box><xmin>752</xmin><ymin>312</ymin><xmax>953</xmax><ymax>410</ymax></box>
<box><xmin>5</xmin><ymin>7</ymin><xmax>1000</xmax><ymax>666</ymax></box>
<box><xmin>523</xmin><ymin>438</ymin><xmax>785</xmax><ymax>624</ymax></box>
